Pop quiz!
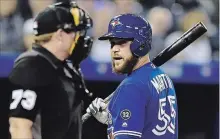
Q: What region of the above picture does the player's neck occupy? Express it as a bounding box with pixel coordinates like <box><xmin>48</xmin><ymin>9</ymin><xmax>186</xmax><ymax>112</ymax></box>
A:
<box><xmin>132</xmin><ymin>55</ymin><xmax>150</xmax><ymax>72</ymax></box>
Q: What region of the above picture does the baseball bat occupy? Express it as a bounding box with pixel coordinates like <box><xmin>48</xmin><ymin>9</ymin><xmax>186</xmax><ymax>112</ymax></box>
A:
<box><xmin>152</xmin><ymin>22</ymin><xmax>207</xmax><ymax>66</ymax></box>
<box><xmin>82</xmin><ymin>22</ymin><xmax>207</xmax><ymax>123</ymax></box>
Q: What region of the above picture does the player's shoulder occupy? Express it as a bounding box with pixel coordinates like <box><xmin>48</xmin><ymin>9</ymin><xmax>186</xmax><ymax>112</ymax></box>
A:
<box><xmin>114</xmin><ymin>79</ymin><xmax>148</xmax><ymax>104</ymax></box>
<box><xmin>129</xmin><ymin>62</ymin><xmax>157</xmax><ymax>81</ymax></box>
<box><xmin>123</xmin><ymin>70</ymin><xmax>151</xmax><ymax>89</ymax></box>
<box><xmin>150</xmin><ymin>66</ymin><xmax>173</xmax><ymax>82</ymax></box>
<box><xmin>9</xmin><ymin>51</ymin><xmax>56</xmax><ymax>88</ymax></box>
<box><xmin>119</xmin><ymin>66</ymin><xmax>161</xmax><ymax>94</ymax></box>
<box><xmin>117</xmin><ymin>78</ymin><xmax>145</xmax><ymax>95</ymax></box>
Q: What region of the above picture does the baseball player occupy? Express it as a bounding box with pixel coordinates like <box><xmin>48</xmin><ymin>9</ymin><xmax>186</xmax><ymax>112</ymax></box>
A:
<box><xmin>87</xmin><ymin>14</ymin><xmax>178</xmax><ymax>139</ymax></box>
<box><xmin>9</xmin><ymin>1</ymin><xmax>93</xmax><ymax>139</ymax></box>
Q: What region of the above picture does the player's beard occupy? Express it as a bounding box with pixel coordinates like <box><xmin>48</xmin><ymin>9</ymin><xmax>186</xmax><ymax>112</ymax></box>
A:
<box><xmin>112</xmin><ymin>55</ymin><xmax>138</xmax><ymax>75</ymax></box>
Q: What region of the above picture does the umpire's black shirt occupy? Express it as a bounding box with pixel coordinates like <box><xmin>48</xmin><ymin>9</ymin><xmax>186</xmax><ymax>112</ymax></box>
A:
<box><xmin>9</xmin><ymin>44</ymin><xmax>83</xmax><ymax>139</ymax></box>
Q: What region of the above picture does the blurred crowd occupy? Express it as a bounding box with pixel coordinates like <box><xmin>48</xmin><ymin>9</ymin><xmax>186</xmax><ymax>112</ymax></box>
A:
<box><xmin>0</xmin><ymin>0</ymin><xmax>219</xmax><ymax>65</ymax></box>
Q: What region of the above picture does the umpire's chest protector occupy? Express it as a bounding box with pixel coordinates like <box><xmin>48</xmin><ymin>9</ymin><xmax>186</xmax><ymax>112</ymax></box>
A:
<box><xmin>40</xmin><ymin>63</ymin><xmax>83</xmax><ymax>139</ymax></box>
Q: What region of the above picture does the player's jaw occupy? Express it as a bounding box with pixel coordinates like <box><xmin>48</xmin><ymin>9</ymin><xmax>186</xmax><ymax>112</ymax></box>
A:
<box><xmin>111</xmin><ymin>55</ymin><xmax>126</xmax><ymax>74</ymax></box>
<box><xmin>111</xmin><ymin>54</ymin><xmax>138</xmax><ymax>74</ymax></box>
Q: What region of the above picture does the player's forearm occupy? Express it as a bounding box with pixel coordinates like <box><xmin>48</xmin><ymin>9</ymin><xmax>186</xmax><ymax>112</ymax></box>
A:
<box><xmin>10</xmin><ymin>126</ymin><xmax>33</xmax><ymax>139</ymax></box>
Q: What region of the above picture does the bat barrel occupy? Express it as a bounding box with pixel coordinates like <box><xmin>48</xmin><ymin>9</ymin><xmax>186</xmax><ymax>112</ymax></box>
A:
<box><xmin>152</xmin><ymin>22</ymin><xmax>207</xmax><ymax>67</ymax></box>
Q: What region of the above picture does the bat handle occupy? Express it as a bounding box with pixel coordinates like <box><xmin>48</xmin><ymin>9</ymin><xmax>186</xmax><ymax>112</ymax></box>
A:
<box><xmin>82</xmin><ymin>112</ymin><xmax>92</xmax><ymax>123</ymax></box>
<box><xmin>82</xmin><ymin>92</ymin><xmax>114</xmax><ymax>123</ymax></box>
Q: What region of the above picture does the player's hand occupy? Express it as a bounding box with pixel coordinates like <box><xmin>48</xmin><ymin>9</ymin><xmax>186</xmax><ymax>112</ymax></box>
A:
<box><xmin>86</xmin><ymin>98</ymin><xmax>108</xmax><ymax>125</ymax></box>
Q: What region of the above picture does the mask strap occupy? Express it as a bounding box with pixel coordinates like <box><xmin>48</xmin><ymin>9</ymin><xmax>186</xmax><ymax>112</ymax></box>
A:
<box><xmin>68</xmin><ymin>31</ymin><xmax>80</xmax><ymax>55</ymax></box>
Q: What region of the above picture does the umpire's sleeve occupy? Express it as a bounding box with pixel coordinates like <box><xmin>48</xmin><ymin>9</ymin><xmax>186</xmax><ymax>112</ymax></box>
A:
<box><xmin>9</xmin><ymin>86</ymin><xmax>42</xmax><ymax>122</ymax></box>
<box><xmin>111</xmin><ymin>83</ymin><xmax>148</xmax><ymax>138</ymax></box>
<box><xmin>8</xmin><ymin>56</ymin><xmax>54</xmax><ymax>122</ymax></box>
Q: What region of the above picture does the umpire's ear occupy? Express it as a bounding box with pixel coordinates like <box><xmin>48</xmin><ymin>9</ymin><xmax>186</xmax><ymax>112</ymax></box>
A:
<box><xmin>52</xmin><ymin>29</ymin><xmax>63</xmax><ymax>42</ymax></box>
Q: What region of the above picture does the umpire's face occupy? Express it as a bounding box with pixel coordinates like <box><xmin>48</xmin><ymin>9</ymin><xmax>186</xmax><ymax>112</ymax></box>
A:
<box><xmin>110</xmin><ymin>38</ymin><xmax>137</xmax><ymax>74</ymax></box>
<box><xmin>56</xmin><ymin>29</ymin><xmax>78</xmax><ymax>56</ymax></box>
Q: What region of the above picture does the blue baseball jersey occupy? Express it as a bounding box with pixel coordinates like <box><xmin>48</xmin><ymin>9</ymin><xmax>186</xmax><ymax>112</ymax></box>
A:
<box><xmin>107</xmin><ymin>62</ymin><xmax>178</xmax><ymax>139</ymax></box>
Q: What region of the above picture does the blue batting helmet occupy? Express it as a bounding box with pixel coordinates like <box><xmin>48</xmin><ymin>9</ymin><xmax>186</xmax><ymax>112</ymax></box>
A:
<box><xmin>98</xmin><ymin>14</ymin><xmax>152</xmax><ymax>57</ymax></box>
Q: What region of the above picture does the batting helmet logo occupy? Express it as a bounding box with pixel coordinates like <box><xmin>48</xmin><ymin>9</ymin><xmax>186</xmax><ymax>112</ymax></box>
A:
<box><xmin>111</xmin><ymin>18</ymin><xmax>122</xmax><ymax>28</ymax></box>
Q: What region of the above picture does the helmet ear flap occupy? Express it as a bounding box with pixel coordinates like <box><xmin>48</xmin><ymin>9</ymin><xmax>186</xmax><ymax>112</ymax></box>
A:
<box><xmin>130</xmin><ymin>39</ymin><xmax>151</xmax><ymax>57</ymax></box>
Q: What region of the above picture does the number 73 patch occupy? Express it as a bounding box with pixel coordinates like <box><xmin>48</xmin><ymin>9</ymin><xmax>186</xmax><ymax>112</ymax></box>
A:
<box><xmin>120</xmin><ymin>109</ymin><xmax>131</xmax><ymax>120</ymax></box>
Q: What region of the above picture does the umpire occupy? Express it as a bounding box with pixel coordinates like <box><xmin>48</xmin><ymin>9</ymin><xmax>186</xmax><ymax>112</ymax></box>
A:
<box><xmin>8</xmin><ymin>1</ymin><xmax>93</xmax><ymax>139</ymax></box>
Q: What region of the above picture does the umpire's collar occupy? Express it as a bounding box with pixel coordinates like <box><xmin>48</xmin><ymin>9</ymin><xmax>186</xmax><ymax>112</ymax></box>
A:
<box><xmin>32</xmin><ymin>44</ymin><xmax>65</xmax><ymax>68</ymax></box>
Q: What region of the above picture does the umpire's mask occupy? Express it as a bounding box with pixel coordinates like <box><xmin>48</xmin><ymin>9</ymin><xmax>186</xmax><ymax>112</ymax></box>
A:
<box><xmin>33</xmin><ymin>1</ymin><xmax>93</xmax><ymax>65</ymax></box>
